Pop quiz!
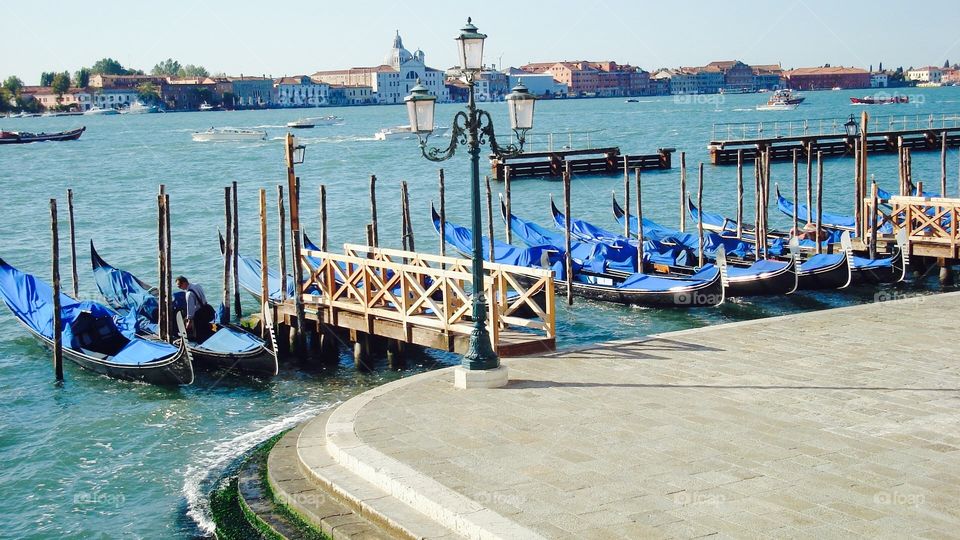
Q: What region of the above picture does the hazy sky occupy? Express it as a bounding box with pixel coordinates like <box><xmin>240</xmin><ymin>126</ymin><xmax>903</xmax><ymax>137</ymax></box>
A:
<box><xmin>3</xmin><ymin>0</ymin><xmax>959</xmax><ymax>85</ymax></box>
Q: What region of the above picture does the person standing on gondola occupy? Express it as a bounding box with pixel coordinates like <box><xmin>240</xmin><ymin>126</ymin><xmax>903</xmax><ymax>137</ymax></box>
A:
<box><xmin>175</xmin><ymin>276</ymin><xmax>214</xmax><ymax>343</ymax></box>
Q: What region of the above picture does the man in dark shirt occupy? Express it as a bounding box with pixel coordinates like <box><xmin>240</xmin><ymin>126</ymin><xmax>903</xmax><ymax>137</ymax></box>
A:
<box><xmin>175</xmin><ymin>276</ymin><xmax>214</xmax><ymax>343</ymax></box>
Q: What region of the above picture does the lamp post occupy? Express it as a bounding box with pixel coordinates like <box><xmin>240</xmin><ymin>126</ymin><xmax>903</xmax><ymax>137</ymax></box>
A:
<box><xmin>405</xmin><ymin>18</ymin><xmax>536</xmax><ymax>388</ymax></box>
<box><xmin>843</xmin><ymin>114</ymin><xmax>860</xmax><ymax>137</ymax></box>
<box><xmin>285</xmin><ymin>133</ymin><xmax>307</xmax><ymax>356</ymax></box>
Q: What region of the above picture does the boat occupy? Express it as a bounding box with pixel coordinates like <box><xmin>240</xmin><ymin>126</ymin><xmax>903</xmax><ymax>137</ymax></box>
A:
<box><xmin>832</xmin><ymin>86</ymin><xmax>843</xmax><ymax>91</ymax></box>
<box><xmin>625</xmin><ymin>99</ymin><xmax>639</xmax><ymax>103</ymax></box>
<box><xmin>192</xmin><ymin>127</ymin><xmax>267</xmax><ymax>142</ymax></box>
<box><xmin>0</xmin><ymin>127</ymin><xmax>86</xmax><ymax>145</ymax></box>
<box><xmin>90</xmin><ymin>243</ymin><xmax>277</xmax><ymax>376</ymax></box>
<box><xmin>756</xmin><ymin>89</ymin><xmax>804</xmax><ymax>111</ymax></box>
<box><xmin>287</xmin><ymin>115</ymin><xmax>342</xmax><ymax>128</ymax></box>
<box><xmin>122</xmin><ymin>101</ymin><xmax>159</xmax><ymax>114</ymax></box>
<box><xmin>374</xmin><ymin>125</ymin><xmax>448</xmax><ymax>141</ymax></box>
<box><xmin>485</xmin><ymin>205</ymin><xmax>726</xmax><ymax>308</ymax></box>
<box><xmin>0</xmin><ymin>258</ymin><xmax>193</xmax><ymax>385</ymax></box>
<box><xmin>83</xmin><ymin>106</ymin><xmax>120</xmax><ymax>116</ymax></box>
<box><xmin>199</xmin><ymin>102</ymin><xmax>216</xmax><ymax>111</ymax></box>
<box><xmin>610</xmin><ymin>196</ymin><xmax>798</xmax><ymax>296</ymax></box>
<box><xmin>850</xmin><ymin>95</ymin><xmax>909</xmax><ymax>105</ymax></box>
<box><xmin>217</xmin><ymin>232</ymin><xmax>296</xmax><ymax>305</ymax></box>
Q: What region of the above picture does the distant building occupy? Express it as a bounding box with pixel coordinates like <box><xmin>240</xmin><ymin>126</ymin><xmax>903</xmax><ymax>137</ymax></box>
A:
<box><xmin>92</xmin><ymin>88</ymin><xmax>139</xmax><ymax>109</ymax></box>
<box><xmin>29</xmin><ymin>88</ymin><xmax>91</xmax><ymax>110</ymax></box>
<box><xmin>274</xmin><ymin>75</ymin><xmax>329</xmax><ymax>107</ymax></box>
<box><xmin>89</xmin><ymin>74</ymin><xmax>166</xmax><ymax>89</ymax></box>
<box><xmin>752</xmin><ymin>65</ymin><xmax>784</xmax><ymax>90</ymax></box>
<box><xmin>227</xmin><ymin>76</ymin><xmax>274</xmax><ymax>108</ymax></box>
<box><xmin>476</xmin><ymin>69</ymin><xmax>509</xmax><ymax>101</ymax></box>
<box><xmin>705</xmin><ymin>61</ymin><xmax>754</xmax><ymax>91</ymax></box>
<box><xmin>906</xmin><ymin>66</ymin><xmax>942</xmax><ymax>84</ymax></box>
<box><xmin>652</xmin><ymin>69</ymin><xmax>697</xmax><ymax>94</ymax></box>
<box><xmin>162</xmin><ymin>79</ymin><xmax>214</xmax><ymax>111</ymax></box>
<box><xmin>520</xmin><ymin>61</ymin><xmax>649</xmax><ymax>97</ymax></box>
<box><xmin>502</xmin><ymin>68</ymin><xmax>567</xmax><ymax>97</ymax></box>
<box><xmin>680</xmin><ymin>66</ymin><xmax>723</xmax><ymax>94</ymax></box>
<box><xmin>312</xmin><ymin>32</ymin><xmax>448</xmax><ymax>104</ymax></box>
<box><xmin>783</xmin><ymin>67</ymin><xmax>870</xmax><ymax>90</ymax></box>
<box><xmin>328</xmin><ymin>85</ymin><xmax>374</xmax><ymax>106</ymax></box>
<box><xmin>870</xmin><ymin>72</ymin><xmax>889</xmax><ymax>88</ymax></box>
<box><xmin>942</xmin><ymin>68</ymin><xmax>960</xmax><ymax>85</ymax></box>
<box><xmin>445</xmin><ymin>79</ymin><xmax>470</xmax><ymax>102</ymax></box>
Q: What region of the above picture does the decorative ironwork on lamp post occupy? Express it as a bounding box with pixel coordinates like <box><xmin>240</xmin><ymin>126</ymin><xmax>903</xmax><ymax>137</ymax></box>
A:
<box><xmin>404</xmin><ymin>17</ymin><xmax>536</xmax><ymax>372</ymax></box>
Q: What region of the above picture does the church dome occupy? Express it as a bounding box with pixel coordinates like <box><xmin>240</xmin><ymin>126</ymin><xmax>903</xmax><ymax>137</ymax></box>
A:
<box><xmin>384</xmin><ymin>31</ymin><xmax>413</xmax><ymax>68</ymax></box>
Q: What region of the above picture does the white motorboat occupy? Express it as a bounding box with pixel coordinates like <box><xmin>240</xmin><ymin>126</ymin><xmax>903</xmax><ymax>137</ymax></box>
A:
<box><xmin>191</xmin><ymin>127</ymin><xmax>267</xmax><ymax>142</ymax></box>
<box><xmin>84</xmin><ymin>106</ymin><xmax>120</xmax><ymax>116</ymax></box>
<box><xmin>374</xmin><ymin>125</ymin><xmax>448</xmax><ymax>141</ymax></box>
<box><xmin>199</xmin><ymin>102</ymin><xmax>216</xmax><ymax>111</ymax></box>
<box><xmin>756</xmin><ymin>89</ymin><xmax>804</xmax><ymax>111</ymax></box>
<box><xmin>122</xmin><ymin>101</ymin><xmax>159</xmax><ymax>114</ymax></box>
<box><xmin>287</xmin><ymin>115</ymin><xmax>342</xmax><ymax>128</ymax></box>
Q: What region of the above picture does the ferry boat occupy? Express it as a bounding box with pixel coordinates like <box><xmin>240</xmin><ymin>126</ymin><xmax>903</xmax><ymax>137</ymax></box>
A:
<box><xmin>83</xmin><ymin>106</ymin><xmax>120</xmax><ymax>116</ymax></box>
<box><xmin>850</xmin><ymin>95</ymin><xmax>909</xmax><ymax>105</ymax></box>
<box><xmin>191</xmin><ymin>127</ymin><xmax>267</xmax><ymax>142</ymax></box>
<box><xmin>756</xmin><ymin>89</ymin><xmax>804</xmax><ymax>111</ymax></box>
<box><xmin>286</xmin><ymin>115</ymin><xmax>343</xmax><ymax>129</ymax></box>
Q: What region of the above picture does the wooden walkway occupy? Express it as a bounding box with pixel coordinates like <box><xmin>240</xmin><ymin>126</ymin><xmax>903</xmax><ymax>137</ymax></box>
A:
<box><xmin>276</xmin><ymin>245</ymin><xmax>556</xmax><ymax>358</ymax></box>
<box><xmin>490</xmin><ymin>147</ymin><xmax>674</xmax><ymax>180</ymax></box>
<box><xmin>865</xmin><ymin>195</ymin><xmax>960</xmax><ymax>260</ymax></box>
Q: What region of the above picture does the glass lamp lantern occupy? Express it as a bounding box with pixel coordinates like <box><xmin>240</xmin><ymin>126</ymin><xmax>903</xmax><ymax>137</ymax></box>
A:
<box><xmin>456</xmin><ymin>18</ymin><xmax>487</xmax><ymax>72</ymax></box>
<box><xmin>292</xmin><ymin>137</ymin><xmax>306</xmax><ymax>164</ymax></box>
<box><xmin>404</xmin><ymin>79</ymin><xmax>437</xmax><ymax>136</ymax></box>
<box><xmin>844</xmin><ymin>115</ymin><xmax>860</xmax><ymax>137</ymax></box>
<box><xmin>505</xmin><ymin>81</ymin><xmax>536</xmax><ymax>132</ymax></box>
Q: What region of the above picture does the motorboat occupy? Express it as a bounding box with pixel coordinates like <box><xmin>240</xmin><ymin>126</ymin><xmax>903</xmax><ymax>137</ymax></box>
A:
<box><xmin>850</xmin><ymin>95</ymin><xmax>909</xmax><ymax>105</ymax></box>
<box><xmin>756</xmin><ymin>89</ymin><xmax>804</xmax><ymax>111</ymax></box>
<box><xmin>84</xmin><ymin>106</ymin><xmax>120</xmax><ymax>116</ymax></box>
<box><xmin>374</xmin><ymin>125</ymin><xmax>448</xmax><ymax>141</ymax></box>
<box><xmin>122</xmin><ymin>101</ymin><xmax>159</xmax><ymax>114</ymax></box>
<box><xmin>0</xmin><ymin>127</ymin><xmax>86</xmax><ymax>145</ymax></box>
<box><xmin>287</xmin><ymin>115</ymin><xmax>342</xmax><ymax>128</ymax></box>
<box><xmin>192</xmin><ymin>127</ymin><xmax>267</xmax><ymax>142</ymax></box>
<box><xmin>199</xmin><ymin>102</ymin><xmax>216</xmax><ymax>111</ymax></box>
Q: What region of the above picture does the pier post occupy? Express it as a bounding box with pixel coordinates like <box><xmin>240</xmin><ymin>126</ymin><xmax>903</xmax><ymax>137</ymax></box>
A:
<box><xmin>319</xmin><ymin>184</ymin><xmax>328</xmax><ymax>251</ymax></box>
<box><xmin>736</xmin><ymin>150</ymin><xmax>743</xmax><ymax>238</ymax></box>
<box><xmin>222</xmin><ymin>186</ymin><xmax>233</xmax><ymax>321</ymax></box>
<box><xmin>938</xmin><ymin>258</ymin><xmax>955</xmax><ymax>286</ymax></box>
<box><xmin>386</xmin><ymin>340</ymin><xmax>406</xmax><ymax>370</ymax></box>
<box><xmin>157</xmin><ymin>187</ymin><xmax>168</xmax><ymax>342</ymax></box>
<box><xmin>504</xmin><ymin>166</ymin><xmax>512</xmax><ymax>244</ymax></box>
<box><xmin>66</xmin><ymin>189</ymin><xmax>78</xmax><ymax>299</ymax></box>
<box><xmin>869</xmin><ymin>182</ymin><xmax>879</xmax><ymax>260</ymax></box>
<box><xmin>898</xmin><ymin>139</ymin><xmax>905</xmax><ymax>196</ymax></box>
<box><xmin>277</xmin><ymin>186</ymin><xmax>287</xmax><ymax>301</ymax></box>
<box><xmin>792</xmin><ymin>149</ymin><xmax>799</xmax><ymax>236</ymax></box>
<box><xmin>232</xmin><ymin>181</ymin><xmax>241</xmax><ymax>320</ymax></box>
<box><xmin>858</xmin><ymin>111</ymin><xmax>870</xmax><ymax>239</ymax></box>
<box><xmin>697</xmin><ymin>163</ymin><xmax>705</xmax><ymax>268</ymax></box>
<box><xmin>165</xmin><ymin>191</ymin><xmax>171</xmax><ymax>334</ymax></box>
<box><xmin>679</xmin><ymin>152</ymin><xmax>687</xmax><ymax>232</ymax></box>
<box><xmin>369</xmin><ymin>174</ymin><xmax>379</xmax><ymax>247</ymax></box>
<box><xmin>806</xmin><ymin>142</ymin><xmax>813</xmax><ymax>223</ymax></box>
<box><xmin>635</xmin><ymin>168</ymin><xmax>644</xmax><ymax>272</ymax></box>
<box><xmin>403</xmin><ymin>180</ymin><xmax>415</xmax><ymax>251</ymax></box>
<box><xmin>401</xmin><ymin>182</ymin><xmax>410</xmax><ymax>251</ymax></box>
<box><xmin>816</xmin><ymin>152</ymin><xmax>824</xmax><ymax>255</ymax></box>
<box><xmin>563</xmin><ymin>163</ymin><xmax>573</xmax><ymax>306</ymax></box>
<box><xmin>941</xmin><ymin>132</ymin><xmax>948</xmax><ymax>197</ymax></box>
<box><xmin>753</xmin><ymin>157</ymin><xmax>761</xmax><ymax>261</ymax></box>
<box><xmin>438</xmin><ymin>169</ymin><xmax>446</xmax><ymax>257</ymax></box>
<box><xmin>485</xmin><ymin>176</ymin><xmax>494</xmax><ymax>263</ymax></box>
<box><xmin>259</xmin><ymin>188</ymin><xmax>269</xmax><ymax>340</ymax></box>
<box><xmin>285</xmin><ymin>133</ymin><xmax>306</xmax><ymax>359</ymax></box>
<box><xmin>51</xmin><ymin>199</ymin><xmax>63</xmax><ymax>382</ymax></box>
<box><xmin>623</xmin><ymin>156</ymin><xmax>630</xmax><ymax>238</ymax></box>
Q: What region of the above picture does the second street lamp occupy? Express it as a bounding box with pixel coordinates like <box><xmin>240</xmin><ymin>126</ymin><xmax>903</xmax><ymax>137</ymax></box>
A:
<box><xmin>404</xmin><ymin>17</ymin><xmax>536</xmax><ymax>388</ymax></box>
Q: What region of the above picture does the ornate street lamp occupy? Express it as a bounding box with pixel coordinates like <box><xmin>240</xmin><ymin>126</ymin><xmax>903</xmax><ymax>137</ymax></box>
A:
<box><xmin>404</xmin><ymin>17</ymin><xmax>536</xmax><ymax>388</ymax></box>
<box><xmin>844</xmin><ymin>114</ymin><xmax>860</xmax><ymax>137</ymax></box>
<box><xmin>291</xmin><ymin>137</ymin><xmax>307</xmax><ymax>164</ymax></box>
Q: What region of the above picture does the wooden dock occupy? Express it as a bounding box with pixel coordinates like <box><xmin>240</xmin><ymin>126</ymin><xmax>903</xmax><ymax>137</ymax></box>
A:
<box><xmin>865</xmin><ymin>195</ymin><xmax>960</xmax><ymax>260</ymax></box>
<box><xmin>709</xmin><ymin>112</ymin><xmax>960</xmax><ymax>165</ymax></box>
<box><xmin>274</xmin><ymin>244</ymin><xmax>556</xmax><ymax>359</ymax></box>
<box><xmin>490</xmin><ymin>147</ymin><xmax>674</xmax><ymax>180</ymax></box>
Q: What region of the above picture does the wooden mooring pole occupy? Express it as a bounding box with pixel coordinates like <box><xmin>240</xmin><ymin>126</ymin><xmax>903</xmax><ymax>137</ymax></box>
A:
<box><xmin>319</xmin><ymin>184</ymin><xmax>328</xmax><ymax>251</ymax></box>
<box><xmin>635</xmin><ymin>168</ymin><xmax>644</xmax><ymax>272</ymax></box>
<box><xmin>157</xmin><ymin>187</ymin><xmax>168</xmax><ymax>342</ymax></box>
<box><xmin>259</xmin><ymin>188</ymin><xmax>269</xmax><ymax>339</ymax></box>
<box><xmin>941</xmin><ymin>132</ymin><xmax>948</xmax><ymax>197</ymax></box>
<box><xmin>164</xmin><ymin>191</ymin><xmax>171</xmax><ymax>335</ymax></box>
<box><xmin>403</xmin><ymin>180</ymin><xmax>415</xmax><ymax>251</ymax></box>
<box><xmin>51</xmin><ymin>199</ymin><xmax>63</xmax><ymax>382</ymax></box>
<box><xmin>753</xmin><ymin>157</ymin><xmax>761</xmax><ymax>261</ymax></box>
<box><xmin>504</xmin><ymin>165</ymin><xmax>512</xmax><ymax>243</ymax></box>
<box><xmin>232</xmin><ymin>181</ymin><xmax>241</xmax><ymax>320</ymax></box>
<box><xmin>66</xmin><ymin>189</ymin><xmax>79</xmax><ymax>299</ymax></box>
<box><xmin>623</xmin><ymin>155</ymin><xmax>630</xmax><ymax>238</ymax></box>
<box><xmin>736</xmin><ymin>150</ymin><xmax>743</xmax><ymax>238</ymax></box>
<box><xmin>816</xmin><ymin>152</ymin><xmax>824</xmax><ymax>255</ymax></box>
<box><xmin>563</xmin><ymin>163</ymin><xmax>573</xmax><ymax>306</ymax></box>
<box><xmin>697</xmin><ymin>163</ymin><xmax>705</xmax><ymax>268</ymax></box>
<box><xmin>438</xmin><ymin>169</ymin><xmax>446</xmax><ymax>257</ymax></box>
<box><xmin>805</xmin><ymin>142</ymin><xmax>813</xmax><ymax>223</ymax></box>
<box><xmin>679</xmin><ymin>151</ymin><xmax>687</xmax><ymax>232</ymax></box>
<box><xmin>277</xmin><ymin>185</ymin><xmax>287</xmax><ymax>302</ymax></box>
<box><xmin>869</xmin><ymin>182</ymin><xmax>879</xmax><ymax>260</ymax></box>
<box><xmin>222</xmin><ymin>186</ymin><xmax>233</xmax><ymax>320</ymax></box>
<box><xmin>369</xmin><ymin>174</ymin><xmax>378</xmax><ymax>247</ymax></box>
<box><xmin>792</xmin><ymin>149</ymin><xmax>799</xmax><ymax>235</ymax></box>
<box><xmin>859</xmin><ymin>111</ymin><xmax>869</xmax><ymax>239</ymax></box>
<box><xmin>485</xmin><ymin>175</ymin><xmax>494</xmax><ymax>263</ymax></box>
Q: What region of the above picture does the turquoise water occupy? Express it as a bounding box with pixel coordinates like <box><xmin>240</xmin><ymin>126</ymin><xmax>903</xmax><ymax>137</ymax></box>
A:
<box><xmin>2</xmin><ymin>87</ymin><xmax>959</xmax><ymax>538</ymax></box>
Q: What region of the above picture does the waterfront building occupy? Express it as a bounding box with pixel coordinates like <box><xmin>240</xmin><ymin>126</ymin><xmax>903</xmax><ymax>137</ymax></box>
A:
<box><xmin>871</xmin><ymin>72</ymin><xmax>889</xmax><ymax>88</ymax></box>
<box><xmin>88</xmin><ymin>74</ymin><xmax>167</xmax><ymax>89</ymax></box>
<box><xmin>680</xmin><ymin>65</ymin><xmax>724</xmax><ymax>94</ymax></box>
<box><xmin>226</xmin><ymin>76</ymin><xmax>274</xmax><ymax>108</ymax></box>
<box><xmin>706</xmin><ymin>60</ymin><xmax>755</xmax><ymax>91</ymax></box>
<box><xmin>475</xmin><ymin>69</ymin><xmax>509</xmax><ymax>101</ymax></box>
<box><xmin>28</xmin><ymin>87</ymin><xmax>92</xmax><ymax>110</ymax></box>
<box><xmin>906</xmin><ymin>66</ymin><xmax>943</xmax><ymax>84</ymax></box>
<box><xmin>942</xmin><ymin>68</ymin><xmax>960</xmax><ymax>85</ymax></box>
<box><xmin>92</xmin><ymin>88</ymin><xmax>139</xmax><ymax>109</ymax></box>
<box><xmin>783</xmin><ymin>66</ymin><xmax>871</xmax><ymax>90</ymax></box>
<box><xmin>162</xmin><ymin>78</ymin><xmax>216</xmax><ymax>110</ymax></box>
<box><xmin>520</xmin><ymin>61</ymin><xmax>648</xmax><ymax>97</ymax></box>
<box><xmin>274</xmin><ymin>75</ymin><xmax>329</xmax><ymax>107</ymax></box>
<box><xmin>652</xmin><ymin>69</ymin><xmax>698</xmax><ymax>94</ymax></box>
<box><xmin>327</xmin><ymin>84</ymin><xmax>375</xmax><ymax>106</ymax></box>
<box><xmin>752</xmin><ymin>65</ymin><xmax>784</xmax><ymax>90</ymax></box>
<box><xmin>445</xmin><ymin>79</ymin><xmax>470</xmax><ymax>102</ymax></box>
<box><xmin>502</xmin><ymin>68</ymin><xmax>567</xmax><ymax>97</ymax></box>
<box><xmin>312</xmin><ymin>32</ymin><xmax>449</xmax><ymax>104</ymax></box>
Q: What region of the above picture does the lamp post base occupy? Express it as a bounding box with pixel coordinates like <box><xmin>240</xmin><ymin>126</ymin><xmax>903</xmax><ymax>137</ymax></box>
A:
<box><xmin>454</xmin><ymin>365</ymin><xmax>509</xmax><ymax>389</ymax></box>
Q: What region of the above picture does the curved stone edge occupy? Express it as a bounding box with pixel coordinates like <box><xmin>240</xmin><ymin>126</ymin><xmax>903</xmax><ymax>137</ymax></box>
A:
<box><xmin>322</xmin><ymin>366</ymin><xmax>545</xmax><ymax>540</ymax></box>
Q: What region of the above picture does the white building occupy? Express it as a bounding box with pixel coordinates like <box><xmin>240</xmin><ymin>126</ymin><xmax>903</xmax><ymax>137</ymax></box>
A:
<box><xmin>870</xmin><ymin>72</ymin><xmax>888</xmax><ymax>88</ymax></box>
<box><xmin>907</xmin><ymin>66</ymin><xmax>942</xmax><ymax>84</ymax></box>
<box><xmin>93</xmin><ymin>88</ymin><xmax>139</xmax><ymax>109</ymax></box>
<box><xmin>312</xmin><ymin>32</ymin><xmax>449</xmax><ymax>104</ymax></box>
<box><xmin>652</xmin><ymin>69</ymin><xmax>698</xmax><ymax>94</ymax></box>
<box><xmin>275</xmin><ymin>76</ymin><xmax>330</xmax><ymax>107</ymax></box>
<box><xmin>503</xmin><ymin>68</ymin><xmax>567</xmax><ymax>97</ymax></box>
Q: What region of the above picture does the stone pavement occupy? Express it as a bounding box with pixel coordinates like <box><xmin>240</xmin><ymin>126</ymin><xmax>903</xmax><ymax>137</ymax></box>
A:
<box><xmin>293</xmin><ymin>292</ymin><xmax>960</xmax><ymax>538</ymax></box>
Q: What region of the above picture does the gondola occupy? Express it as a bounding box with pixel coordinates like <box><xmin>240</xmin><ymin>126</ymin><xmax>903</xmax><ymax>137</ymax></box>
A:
<box><xmin>0</xmin><ymin>127</ymin><xmax>86</xmax><ymax>145</ymax></box>
<box><xmin>218</xmin><ymin>231</ymin><xmax>296</xmax><ymax>305</ymax></box>
<box><xmin>91</xmin><ymin>242</ymin><xmax>277</xmax><ymax>376</ymax></box>
<box><xmin>475</xmin><ymin>205</ymin><xmax>726</xmax><ymax>307</ymax></box>
<box><xmin>610</xmin><ymin>197</ymin><xmax>798</xmax><ymax>296</ymax></box>
<box><xmin>0</xmin><ymin>258</ymin><xmax>193</xmax><ymax>385</ymax></box>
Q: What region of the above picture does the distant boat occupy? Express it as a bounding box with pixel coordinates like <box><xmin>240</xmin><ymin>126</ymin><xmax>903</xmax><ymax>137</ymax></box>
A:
<box><xmin>192</xmin><ymin>127</ymin><xmax>267</xmax><ymax>142</ymax></box>
<box><xmin>831</xmin><ymin>86</ymin><xmax>843</xmax><ymax>91</ymax></box>
<box><xmin>199</xmin><ymin>102</ymin><xmax>216</xmax><ymax>111</ymax></box>
<box><xmin>286</xmin><ymin>115</ymin><xmax>342</xmax><ymax>128</ymax></box>
<box><xmin>374</xmin><ymin>125</ymin><xmax>448</xmax><ymax>141</ymax></box>
<box><xmin>625</xmin><ymin>98</ymin><xmax>639</xmax><ymax>103</ymax></box>
<box><xmin>756</xmin><ymin>89</ymin><xmax>804</xmax><ymax>111</ymax></box>
<box><xmin>122</xmin><ymin>101</ymin><xmax>159</xmax><ymax>114</ymax></box>
<box><xmin>850</xmin><ymin>95</ymin><xmax>909</xmax><ymax>105</ymax></box>
<box><xmin>83</xmin><ymin>106</ymin><xmax>120</xmax><ymax>116</ymax></box>
<box><xmin>0</xmin><ymin>127</ymin><xmax>86</xmax><ymax>145</ymax></box>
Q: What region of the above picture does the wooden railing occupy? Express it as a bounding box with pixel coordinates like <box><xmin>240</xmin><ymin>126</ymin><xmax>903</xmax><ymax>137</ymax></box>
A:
<box><xmin>297</xmin><ymin>244</ymin><xmax>555</xmax><ymax>353</ymax></box>
<box><xmin>865</xmin><ymin>196</ymin><xmax>960</xmax><ymax>256</ymax></box>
